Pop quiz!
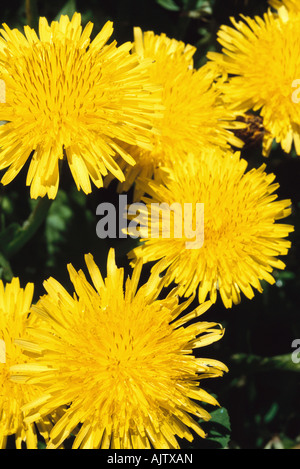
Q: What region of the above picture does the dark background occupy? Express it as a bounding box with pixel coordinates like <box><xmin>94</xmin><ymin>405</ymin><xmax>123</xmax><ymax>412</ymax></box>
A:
<box><xmin>0</xmin><ymin>0</ymin><xmax>299</xmax><ymax>449</ymax></box>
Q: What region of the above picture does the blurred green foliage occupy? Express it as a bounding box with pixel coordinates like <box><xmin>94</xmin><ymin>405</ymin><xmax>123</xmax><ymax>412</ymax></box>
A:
<box><xmin>0</xmin><ymin>0</ymin><xmax>299</xmax><ymax>450</ymax></box>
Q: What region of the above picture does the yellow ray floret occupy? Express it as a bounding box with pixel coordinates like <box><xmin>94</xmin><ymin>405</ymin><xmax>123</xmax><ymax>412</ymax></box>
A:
<box><xmin>207</xmin><ymin>8</ymin><xmax>300</xmax><ymax>156</ymax></box>
<box><xmin>0</xmin><ymin>13</ymin><xmax>162</xmax><ymax>198</ymax></box>
<box><xmin>127</xmin><ymin>149</ymin><xmax>294</xmax><ymax>308</ymax></box>
<box><xmin>105</xmin><ymin>27</ymin><xmax>243</xmax><ymax>200</ymax></box>
<box><xmin>10</xmin><ymin>249</ymin><xmax>227</xmax><ymax>449</ymax></box>
<box><xmin>269</xmin><ymin>0</ymin><xmax>300</xmax><ymax>13</ymax></box>
<box><xmin>0</xmin><ymin>278</ymin><xmax>61</xmax><ymax>448</ymax></box>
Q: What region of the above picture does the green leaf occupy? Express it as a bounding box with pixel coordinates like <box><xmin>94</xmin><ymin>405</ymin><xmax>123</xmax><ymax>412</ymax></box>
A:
<box><xmin>25</xmin><ymin>0</ymin><xmax>38</xmax><ymax>30</ymax></box>
<box><xmin>0</xmin><ymin>251</ymin><xmax>13</xmax><ymax>282</ymax></box>
<box><xmin>181</xmin><ymin>0</ymin><xmax>213</xmax><ymax>11</ymax></box>
<box><xmin>210</xmin><ymin>407</ymin><xmax>231</xmax><ymax>430</ymax></box>
<box><xmin>264</xmin><ymin>402</ymin><xmax>279</xmax><ymax>423</ymax></box>
<box><xmin>1</xmin><ymin>198</ymin><xmax>52</xmax><ymax>259</ymax></box>
<box><xmin>54</xmin><ymin>0</ymin><xmax>77</xmax><ymax>21</ymax></box>
<box><xmin>37</xmin><ymin>440</ymin><xmax>46</xmax><ymax>449</ymax></box>
<box><xmin>156</xmin><ymin>0</ymin><xmax>180</xmax><ymax>11</ymax></box>
<box><xmin>203</xmin><ymin>407</ymin><xmax>231</xmax><ymax>449</ymax></box>
<box><xmin>0</xmin><ymin>223</ymin><xmax>21</xmax><ymax>252</ymax></box>
<box><xmin>231</xmin><ymin>353</ymin><xmax>300</xmax><ymax>372</ymax></box>
<box><xmin>195</xmin><ymin>0</ymin><xmax>214</xmax><ymax>10</ymax></box>
<box><xmin>45</xmin><ymin>190</ymin><xmax>73</xmax><ymax>267</ymax></box>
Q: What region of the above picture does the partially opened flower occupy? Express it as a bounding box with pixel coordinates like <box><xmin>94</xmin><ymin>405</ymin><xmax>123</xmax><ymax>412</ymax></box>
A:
<box><xmin>106</xmin><ymin>27</ymin><xmax>242</xmax><ymax>200</ymax></box>
<box><xmin>10</xmin><ymin>249</ymin><xmax>227</xmax><ymax>449</ymax></box>
<box><xmin>0</xmin><ymin>13</ymin><xmax>161</xmax><ymax>199</ymax></box>
<box><xmin>127</xmin><ymin>149</ymin><xmax>294</xmax><ymax>308</ymax></box>
<box><xmin>0</xmin><ymin>278</ymin><xmax>56</xmax><ymax>448</ymax></box>
<box><xmin>207</xmin><ymin>8</ymin><xmax>300</xmax><ymax>156</ymax></box>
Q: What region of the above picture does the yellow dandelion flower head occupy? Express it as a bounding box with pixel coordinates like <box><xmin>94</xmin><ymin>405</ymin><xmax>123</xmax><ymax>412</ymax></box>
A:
<box><xmin>0</xmin><ymin>278</ymin><xmax>52</xmax><ymax>448</ymax></box>
<box><xmin>0</xmin><ymin>13</ymin><xmax>161</xmax><ymax>199</ymax></box>
<box><xmin>207</xmin><ymin>9</ymin><xmax>300</xmax><ymax>156</ymax></box>
<box><xmin>269</xmin><ymin>0</ymin><xmax>300</xmax><ymax>14</ymax></box>
<box><xmin>106</xmin><ymin>28</ymin><xmax>242</xmax><ymax>201</ymax></box>
<box><xmin>128</xmin><ymin>149</ymin><xmax>294</xmax><ymax>308</ymax></box>
<box><xmin>10</xmin><ymin>249</ymin><xmax>227</xmax><ymax>449</ymax></box>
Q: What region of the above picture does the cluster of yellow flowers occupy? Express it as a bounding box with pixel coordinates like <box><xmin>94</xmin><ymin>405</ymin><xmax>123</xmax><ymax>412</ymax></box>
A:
<box><xmin>0</xmin><ymin>1</ymin><xmax>297</xmax><ymax>449</ymax></box>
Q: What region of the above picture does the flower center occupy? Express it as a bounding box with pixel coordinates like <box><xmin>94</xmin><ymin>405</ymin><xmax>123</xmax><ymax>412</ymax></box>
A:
<box><xmin>7</xmin><ymin>41</ymin><xmax>98</xmax><ymax>146</ymax></box>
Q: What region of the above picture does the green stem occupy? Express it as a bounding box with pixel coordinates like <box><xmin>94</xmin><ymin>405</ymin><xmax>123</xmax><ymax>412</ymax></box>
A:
<box><xmin>231</xmin><ymin>353</ymin><xmax>300</xmax><ymax>373</ymax></box>
<box><xmin>0</xmin><ymin>252</ymin><xmax>13</xmax><ymax>282</ymax></box>
<box><xmin>25</xmin><ymin>0</ymin><xmax>38</xmax><ymax>30</ymax></box>
<box><xmin>5</xmin><ymin>197</ymin><xmax>52</xmax><ymax>259</ymax></box>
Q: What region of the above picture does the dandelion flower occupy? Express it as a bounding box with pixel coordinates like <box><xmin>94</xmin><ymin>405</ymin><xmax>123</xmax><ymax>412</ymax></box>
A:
<box><xmin>0</xmin><ymin>13</ymin><xmax>161</xmax><ymax>199</ymax></box>
<box><xmin>10</xmin><ymin>249</ymin><xmax>227</xmax><ymax>449</ymax></box>
<box><xmin>0</xmin><ymin>278</ymin><xmax>55</xmax><ymax>448</ymax></box>
<box><xmin>269</xmin><ymin>0</ymin><xmax>300</xmax><ymax>14</ymax></box>
<box><xmin>106</xmin><ymin>28</ymin><xmax>242</xmax><ymax>200</ymax></box>
<box><xmin>207</xmin><ymin>8</ymin><xmax>300</xmax><ymax>156</ymax></box>
<box><xmin>127</xmin><ymin>149</ymin><xmax>294</xmax><ymax>308</ymax></box>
